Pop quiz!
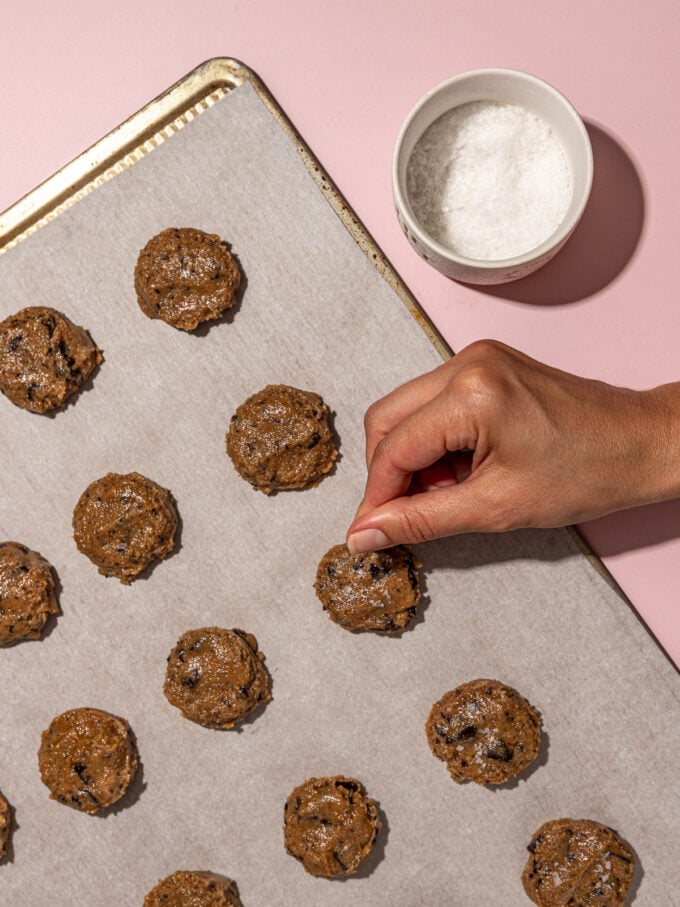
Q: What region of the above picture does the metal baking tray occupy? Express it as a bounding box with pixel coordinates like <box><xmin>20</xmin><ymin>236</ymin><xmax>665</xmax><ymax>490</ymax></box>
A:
<box><xmin>1</xmin><ymin>58</ymin><xmax>677</xmax><ymax>906</ymax></box>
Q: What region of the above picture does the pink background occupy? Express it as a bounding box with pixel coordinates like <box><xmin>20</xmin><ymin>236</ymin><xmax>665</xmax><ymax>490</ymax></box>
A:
<box><xmin>2</xmin><ymin>1</ymin><xmax>679</xmax><ymax>666</ymax></box>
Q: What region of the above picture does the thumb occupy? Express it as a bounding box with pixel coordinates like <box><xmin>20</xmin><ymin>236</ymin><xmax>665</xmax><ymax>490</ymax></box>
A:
<box><xmin>346</xmin><ymin>479</ymin><xmax>504</xmax><ymax>552</ymax></box>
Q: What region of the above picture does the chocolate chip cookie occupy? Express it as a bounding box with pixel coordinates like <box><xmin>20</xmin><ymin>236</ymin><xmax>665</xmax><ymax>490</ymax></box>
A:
<box><xmin>426</xmin><ymin>679</ymin><xmax>542</xmax><ymax>785</ymax></box>
<box><xmin>164</xmin><ymin>627</ymin><xmax>270</xmax><ymax>729</ymax></box>
<box><xmin>522</xmin><ymin>818</ymin><xmax>635</xmax><ymax>906</ymax></box>
<box><xmin>0</xmin><ymin>306</ymin><xmax>101</xmax><ymax>413</ymax></box>
<box><xmin>38</xmin><ymin>707</ymin><xmax>139</xmax><ymax>814</ymax></box>
<box><xmin>314</xmin><ymin>543</ymin><xmax>421</xmax><ymax>633</ymax></box>
<box><xmin>0</xmin><ymin>541</ymin><xmax>58</xmax><ymax>646</ymax></box>
<box><xmin>226</xmin><ymin>384</ymin><xmax>337</xmax><ymax>493</ymax></box>
<box><xmin>143</xmin><ymin>871</ymin><xmax>242</xmax><ymax>906</ymax></box>
<box><xmin>283</xmin><ymin>776</ymin><xmax>381</xmax><ymax>878</ymax></box>
<box><xmin>135</xmin><ymin>227</ymin><xmax>241</xmax><ymax>331</ymax></box>
<box><xmin>72</xmin><ymin>472</ymin><xmax>178</xmax><ymax>583</ymax></box>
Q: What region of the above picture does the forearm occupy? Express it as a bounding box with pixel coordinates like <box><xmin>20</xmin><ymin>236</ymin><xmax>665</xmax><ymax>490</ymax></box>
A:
<box><xmin>641</xmin><ymin>382</ymin><xmax>680</xmax><ymax>504</ymax></box>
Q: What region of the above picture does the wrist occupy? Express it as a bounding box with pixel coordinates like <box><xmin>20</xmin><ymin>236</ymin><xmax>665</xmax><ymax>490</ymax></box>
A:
<box><xmin>637</xmin><ymin>384</ymin><xmax>680</xmax><ymax>504</ymax></box>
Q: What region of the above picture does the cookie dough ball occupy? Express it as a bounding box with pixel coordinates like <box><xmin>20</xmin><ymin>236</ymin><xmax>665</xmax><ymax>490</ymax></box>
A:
<box><xmin>72</xmin><ymin>472</ymin><xmax>178</xmax><ymax>583</ymax></box>
<box><xmin>164</xmin><ymin>627</ymin><xmax>270</xmax><ymax>729</ymax></box>
<box><xmin>0</xmin><ymin>790</ymin><xmax>11</xmax><ymax>860</ymax></box>
<box><xmin>0</xmin><ymin>306</ymin><xmax>102</xmax><ymax>413</ymax></box>
<box><xmin>522</xmin><ymin>818</ymin><xmax>635</xmax><ymax>906</ymax></box>
<box><xmin>314</xmin><ymin>543</ymin><xmax>421</xmax><ymax>633</ymax></box>
<box><xmin>143</xmin><ymin>871</ymin><xmax>241</xmax><ymax>907</ymax></box>
<box><xmin>226</xmin><ymin>384</ymin><xmax>337</xmax><ymax>493</ymax></box>
<box><xmin>0</xmin><ymin>541</ymin><xmax>59</xmax><ymax>646</ymax></box>
<box><xmin>38</xmin><ymin>707</ymin><xmax>139</xmax><ymax>814</ymax></box>
<box><xmin>284</xmin><ymin>776</ymin><xmax>381</xmax><ymax>878</ymax></box>
<box><xmin>426</xmin><ymin>679</ymin><xmax>541</xmax><ymax>785</ymax></box>
<box><xmin>134</xmin><ymin>227</ymin><xmax>241</xmax><ymax>331</ymax></box>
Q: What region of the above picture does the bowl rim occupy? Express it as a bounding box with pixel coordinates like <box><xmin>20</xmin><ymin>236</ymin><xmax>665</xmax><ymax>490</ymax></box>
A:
<box><xmin>392</xmin><ymin>67</ymin><xmax>594</xmax><ymax>271</ymax></box>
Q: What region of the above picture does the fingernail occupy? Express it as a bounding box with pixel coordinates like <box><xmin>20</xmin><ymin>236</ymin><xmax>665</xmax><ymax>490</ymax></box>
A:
<box><xmin>347</xmin><ymin>528</ymin><xmax>390</xmax><ymax>554</ymax></box>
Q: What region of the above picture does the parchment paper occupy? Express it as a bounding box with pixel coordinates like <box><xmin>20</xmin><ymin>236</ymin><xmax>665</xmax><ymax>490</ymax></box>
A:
<box><xmin>0</xmin><ymin>80</ymin><xmax>678</xmax><ymax>906</ymax></box>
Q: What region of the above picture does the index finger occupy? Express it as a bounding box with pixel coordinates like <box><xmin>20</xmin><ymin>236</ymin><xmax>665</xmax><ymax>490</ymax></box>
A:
<box><xmin>363</xmin><ymin>360</ymin><xmax>454</xmax><ymax>467</ymax></box>
<box><xmin>361</xmin><ymin>389</ymin><xmax>478</xmax><ymax>512</ymax></box>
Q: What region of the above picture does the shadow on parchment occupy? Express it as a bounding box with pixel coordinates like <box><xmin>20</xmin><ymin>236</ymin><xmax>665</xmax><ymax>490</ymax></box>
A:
<box><xmin>471</xmin><ymin>121</ymin><xmax>645</xmax><ymax>305</ymax></box>
<box><xmin>420</xmin><ymin>527</ymin><xmax>576</xmax><ymax>572</ymax></box>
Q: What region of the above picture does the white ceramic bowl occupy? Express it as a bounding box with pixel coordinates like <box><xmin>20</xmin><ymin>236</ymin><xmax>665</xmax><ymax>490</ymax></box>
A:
<box><xmin>392</xmin><ymin>68</ymin><xmax>593</xmax><ymax>284</ymax></box>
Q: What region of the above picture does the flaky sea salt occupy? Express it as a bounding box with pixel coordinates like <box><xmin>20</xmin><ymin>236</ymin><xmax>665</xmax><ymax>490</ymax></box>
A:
<box><xmin>406</xmin><ymin>101</ymin><xmax>572</xmax><ymax>260</ymax></box>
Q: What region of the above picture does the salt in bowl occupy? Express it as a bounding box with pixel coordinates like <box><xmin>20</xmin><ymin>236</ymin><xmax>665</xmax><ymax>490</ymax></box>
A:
<box><xmin>392</xmin><ymin>68</ymin><xmax>593</xmax><ymax>284</ymax></box>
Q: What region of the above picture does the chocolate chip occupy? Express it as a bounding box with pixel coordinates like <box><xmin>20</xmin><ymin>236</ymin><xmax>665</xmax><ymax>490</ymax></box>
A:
<box><xmin>485</xmin><ymin>738</ymin><xmax>512</xmax><ymax>761</ymax></box>
<box><xmin>527</xmin><ymin>834</ymin><xmax>544</xmax><ymax>853</ymax></box>
<box><xmin>78</xmin><ymin>789</ymin><xmax>101</xmax><ymax>807</ymax></box>
<box><xmin>181</xmin><ymin>668</ymin><xmax>201</xmax><ymax>688</ymax></box>
<box><xmin>72</xmin><ymin>763</ymin><xmax>91</xmax><ymax>783</ymax></box>
<box><xmin>609</xmin><ymin>851</ymin><xmax>632</xmax><ymax>864</ymax></box>
<box><xmin>333</xmin><ymin>850</ymin><xmax>350</xmax><ymax>871</ymax></box>
<box><xmin>336</xmin><ymin>779</ymin><xmax>358</xmax><ymax>792</ymax></box>
<box><xmin>40</xmin><ymin>314</ymin><xmax>56</xmax><ymax>336</ymax></box>
<box><xmin>335</xmin><ymin>779</ymin><xmax>359</xmax><ymax>802</ymax></box>
<box><xmin>406</xmin><ymin>562</ymin><xmax>419</xmax><ymax>592</ymax></box>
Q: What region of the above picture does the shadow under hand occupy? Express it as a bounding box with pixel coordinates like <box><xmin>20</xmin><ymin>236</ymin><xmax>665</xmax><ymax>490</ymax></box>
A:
<box><xmin>580</xmin><ymin>498</ymin><xmax>680</xmax><ymax>557</ymax></box>
<box><xmin>422</xmin><ymin>527</ymin><xmax>577</xmax><ymax>572</ymax></box>
<box><xmin>474</xmin><ymin>121</ymin><xmax>645</xmax><ymax>305</ymax></box>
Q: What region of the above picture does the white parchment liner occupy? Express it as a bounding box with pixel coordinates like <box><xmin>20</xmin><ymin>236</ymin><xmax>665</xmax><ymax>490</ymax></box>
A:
<box><xmin>0</xmin><ymin>82</ymin><xmax>678</xmax><ymax>906</ymax></box>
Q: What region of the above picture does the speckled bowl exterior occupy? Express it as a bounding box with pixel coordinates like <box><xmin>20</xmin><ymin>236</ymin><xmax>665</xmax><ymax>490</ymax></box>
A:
<box><xmin>393</xmin><ymin>68</ymin><xmax>593</xmax><ymax>284</ymax></box>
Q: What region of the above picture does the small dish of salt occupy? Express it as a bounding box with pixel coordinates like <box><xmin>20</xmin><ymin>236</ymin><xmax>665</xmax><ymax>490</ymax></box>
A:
<box><xmin>393</xmin><ymin>68</ymin><xmax>593</xmax><ymax>284</ymax></box>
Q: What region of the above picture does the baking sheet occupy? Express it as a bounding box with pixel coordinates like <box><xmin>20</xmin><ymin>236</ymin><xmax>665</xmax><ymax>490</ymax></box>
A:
<box><xmin>0</xmin><ymin>77</ymin><xmax>678</xmax><ymax>906</ymax></box>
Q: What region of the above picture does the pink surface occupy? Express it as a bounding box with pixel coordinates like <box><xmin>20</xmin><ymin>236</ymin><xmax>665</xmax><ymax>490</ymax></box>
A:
<box><xmin>2</xmin><ymin>0</ymin><xmax>679</xmax><ymax>666</ymax></box>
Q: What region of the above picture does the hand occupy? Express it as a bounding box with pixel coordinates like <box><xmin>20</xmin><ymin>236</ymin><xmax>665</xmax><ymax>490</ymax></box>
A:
<box><xmin>346</xmin><ymin>339</ymin><xmax>680</xmax><ymax>553</ymax></box>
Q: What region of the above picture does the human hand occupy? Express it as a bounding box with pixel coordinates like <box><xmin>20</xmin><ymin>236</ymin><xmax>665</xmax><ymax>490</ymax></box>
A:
<box><xmin>346</xmin><ymin>339</ymin><xmax>680</xmax><ymax>553</ymax></box>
